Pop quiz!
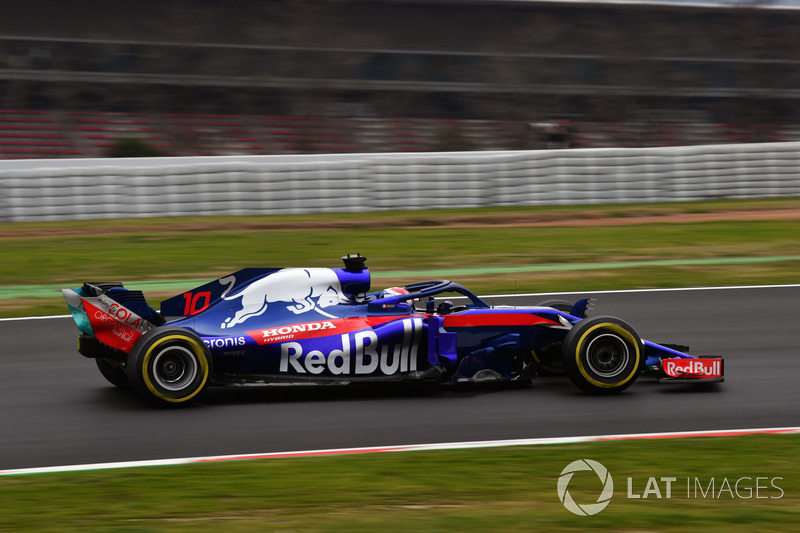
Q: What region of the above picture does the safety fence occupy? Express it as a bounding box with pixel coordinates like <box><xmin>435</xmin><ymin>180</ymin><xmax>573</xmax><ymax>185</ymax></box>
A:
<box><xmin>1</xmin><ymin>142</ymin><xmax>799</xmax><ymax>222</ymax></box>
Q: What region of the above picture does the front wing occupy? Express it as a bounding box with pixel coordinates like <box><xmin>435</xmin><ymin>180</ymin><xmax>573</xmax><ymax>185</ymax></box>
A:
<box><xmin>644</xmin><ymin>341</ymin><xmax>724</xmax><ymax>384</ymax></box>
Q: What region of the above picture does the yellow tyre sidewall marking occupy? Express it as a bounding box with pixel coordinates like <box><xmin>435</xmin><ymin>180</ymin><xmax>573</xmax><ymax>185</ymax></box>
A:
<box><xmin>574</xmin><ymin>323</ymin><xmax>640</xmax><ymax>389</ymax></box>
<box><xmin>141</xmin><ymin>335</ymin><xmax>210</xmax><ymax>403</ymax></box>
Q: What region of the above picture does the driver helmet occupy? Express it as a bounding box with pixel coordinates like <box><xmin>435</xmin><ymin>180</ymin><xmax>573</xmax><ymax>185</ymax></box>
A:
<box><xmin>380</xmin><ymin>286</ymin><xmax>415</xmax><ymax>308</ymax></box>
<box><xmin>381</xmin><ymin>286</ymin><xmax>410</xmax><ymax>298</ymax></box>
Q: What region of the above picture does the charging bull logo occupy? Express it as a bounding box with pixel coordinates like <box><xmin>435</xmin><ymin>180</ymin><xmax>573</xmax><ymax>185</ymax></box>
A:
<box><xmin>221</xmin><ymin>268</ymin><xmax>344</xmax><ymax>329</ymax></box>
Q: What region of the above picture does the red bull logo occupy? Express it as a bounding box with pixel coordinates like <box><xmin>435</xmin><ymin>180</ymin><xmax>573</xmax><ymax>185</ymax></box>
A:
<box><xmin>279</xmin><ymin>318</ymin><xmax>422</xmax><ymax>376</ymax></box>
<box><xmin>220</xmin><ymin>268</ymin><xmax>344</xmax><ymax>329</ymax></box>
<box><xmin>662</xmin><ymin>358</ymin><xmax>722</xmax><ymax>379</ymax></box>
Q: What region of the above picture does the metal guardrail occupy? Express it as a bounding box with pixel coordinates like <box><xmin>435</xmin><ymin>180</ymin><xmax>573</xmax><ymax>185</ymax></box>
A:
<box><xmin>1</xmin><ymin>143</ymin><xmax>799</xmax><ymax>222</ymax></box>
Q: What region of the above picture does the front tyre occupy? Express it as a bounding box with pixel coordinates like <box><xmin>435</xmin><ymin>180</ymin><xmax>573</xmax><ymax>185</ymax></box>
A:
<box><xmin>561</xmin><ymin>316</ymin><xmax>642</xmax><ymax>394</ymax></box>
<box><xmin>127</xmin><ymin>327</ymin><xmax>212</xmax><ymax>406</ymax></box>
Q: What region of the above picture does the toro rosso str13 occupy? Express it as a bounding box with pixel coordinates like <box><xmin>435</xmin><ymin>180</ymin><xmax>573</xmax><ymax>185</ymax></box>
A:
<box><xmin>62</xmin><ymin>255</ymin><xmax>724</xmax><ymax>405</ymax></box>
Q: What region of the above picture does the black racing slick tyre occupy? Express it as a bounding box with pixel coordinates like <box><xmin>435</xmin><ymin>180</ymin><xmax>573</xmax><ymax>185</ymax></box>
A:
<box><xmin>561</xmin><ymin>316</ymin><xmax>643</xmax><ymax>394</ymax></box>
<box><xmin>95</xmin><ymin>357</ymin><xmax>130</xmax><ymax>389</ymax></box>
<box><xmin>127</xmin><ymin>328</ymin><xmax>212</xmax><ymax>406</ymax></box>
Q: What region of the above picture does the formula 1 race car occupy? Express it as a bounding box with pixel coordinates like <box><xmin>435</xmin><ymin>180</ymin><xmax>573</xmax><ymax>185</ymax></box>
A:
<box><xmin>62</xmin><ymin>254</ymin><xmax>724</xmax><ymax>405</ymax></box>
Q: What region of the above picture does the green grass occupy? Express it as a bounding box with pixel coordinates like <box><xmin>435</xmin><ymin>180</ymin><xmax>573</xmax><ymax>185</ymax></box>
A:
<box><xmin>8</xmin><ymin>221</ymin><xmax>799</xmax><ymax>282</ymax></box>
<box><xmin>2</xmin><ymin>198</ymin><xmax>799</xmax><ymax>317</ymax></box>
<box><xmin>1</xmin><ymin>434</ymin><xmax>797</xmax><ymax>532</ymax></box>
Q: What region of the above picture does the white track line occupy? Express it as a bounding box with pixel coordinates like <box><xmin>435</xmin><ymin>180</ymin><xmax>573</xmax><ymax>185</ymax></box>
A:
<box><xmin>0</xmin><ymin>314</ymin><xmax>71</xmax><ymax>322</ymax></box>
<box><xmin>479</xmin><ymin>283</ymin><xmax>800</xmax><ymax>299</ymax></box>
<box><xmin>2</xmin><ymin>426</ymin><xmax>798</xmax><ymax>477</ymax></box>
<box><xmin>5</xmin><ymin>284</ymin><xmax>800</xmax><ymax>322</ymax></box>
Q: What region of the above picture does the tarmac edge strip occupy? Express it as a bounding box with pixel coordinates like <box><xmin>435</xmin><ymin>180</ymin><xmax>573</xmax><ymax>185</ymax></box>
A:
<box><xmin>2</xmin><ymin>426</ymin><xmax>798</xmax><ymax>477</ymax></box>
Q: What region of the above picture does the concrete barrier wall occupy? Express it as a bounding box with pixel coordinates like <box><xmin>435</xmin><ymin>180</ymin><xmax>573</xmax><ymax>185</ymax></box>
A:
<box><xmin>1</xmin><ymin>142</ymin><xmax>799</xmax><ymax>222</ymax></box>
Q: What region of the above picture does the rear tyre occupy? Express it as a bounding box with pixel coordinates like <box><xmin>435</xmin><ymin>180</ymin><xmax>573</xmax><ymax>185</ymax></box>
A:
<box><xmin>561</xmin><ymin>316</ymin><xmax>642</xmax><ymax>394</ymax></box>
<box><xmin>95</xmin><ymin>357</ymin><xmax>129</xmax><ymax>389</ymax></box>
<box><xmin>127</xmin><ymin>328</ymin><xmax>212</xmax><ymax>406</ymax></box>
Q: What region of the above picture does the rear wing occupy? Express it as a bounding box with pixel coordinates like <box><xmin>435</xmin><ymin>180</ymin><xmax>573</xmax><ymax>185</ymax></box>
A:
<box><xmin>62</xmin><ymin>282</ymin><xmax>162</xmax><ymax>354</ymax></box>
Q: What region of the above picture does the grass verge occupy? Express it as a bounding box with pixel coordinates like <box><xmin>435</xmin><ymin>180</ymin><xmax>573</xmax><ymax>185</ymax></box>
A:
<box><xmin>1</xmin><ymin>434</ymin><xmax>797</xmax><ymax>532</ymax></box>
<box><xmin>2</xmin><ymin>198</ymin><xmax>799</xmax><ymax>317</ymax></box>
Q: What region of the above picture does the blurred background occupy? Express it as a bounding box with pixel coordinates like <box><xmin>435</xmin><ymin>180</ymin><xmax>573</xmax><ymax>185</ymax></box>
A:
<box><xmin>1</xmin><ymin>0</ymin><xmax>800</xmax><ymax>157</ymax></box>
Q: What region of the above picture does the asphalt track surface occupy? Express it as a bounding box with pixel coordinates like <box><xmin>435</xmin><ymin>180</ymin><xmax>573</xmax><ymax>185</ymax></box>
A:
<box><xmin>2</xmin><ymin>286</ymin><xmax>798</xmax><ymax>471</ymax></box>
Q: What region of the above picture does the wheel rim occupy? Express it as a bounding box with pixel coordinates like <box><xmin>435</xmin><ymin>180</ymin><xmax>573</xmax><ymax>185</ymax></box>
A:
<box><xmin>152</xmin><ymin>345</ymin><xmax>198</xmax><ymax>392</ymax></box>
<box><xmin>585</xmin><ymin>333</ymin><xmax>629</xmax><ymax>378</ymax></box>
